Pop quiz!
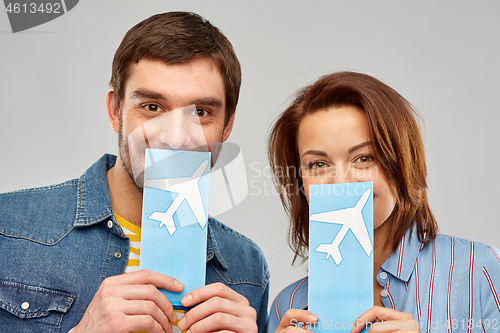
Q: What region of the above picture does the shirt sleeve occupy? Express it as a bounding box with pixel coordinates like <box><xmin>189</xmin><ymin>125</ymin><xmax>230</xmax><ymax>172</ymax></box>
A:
<box><xmin>267</xmin><ymin>277</ymin><xmax>308</xmax><ymax>333</ymax></box>
<box><xmin>479</xmin><ymin>245</ymin><xmax>500</xmax><ymax>332</ymax></box>
<box><xmin>257</xmin><ymin>280</ymin><xmax>270</xmax><ymax>333</ymax></box>
<box><xmin>267</xmin><ymin>291</ymin><xmax>284</xmax><ymax>333</ymax></box>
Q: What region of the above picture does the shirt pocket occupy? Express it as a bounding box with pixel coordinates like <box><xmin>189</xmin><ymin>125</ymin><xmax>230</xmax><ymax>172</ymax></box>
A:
<box><xmin>0</xmin><ymin>281</ymin><xmax>75</xmax><ymax>332</ymax></box>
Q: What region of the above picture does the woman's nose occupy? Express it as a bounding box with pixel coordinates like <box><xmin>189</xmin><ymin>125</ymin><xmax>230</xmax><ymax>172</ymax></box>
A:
<box><xmin>328</xmin><ymin>166</ymin><xmax>351</xmax><ymax>184</ymax></box>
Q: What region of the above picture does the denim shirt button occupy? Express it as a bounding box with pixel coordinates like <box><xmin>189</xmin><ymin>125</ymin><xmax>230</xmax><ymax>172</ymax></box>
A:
<box><xmin>107</xmin><ymin>220</ymin><xmax>113</xmax><ymax>228</ymax></box>
<box><xmin>381</xmin><ymin>289</ymin><xmax>388</xmax><ymax>297</ymax></box>
<box><xmin>21</xmin><ymin>302</ymin><xmax>30</xmax><ymax>310</ymax></box>
<box><xmin>114</xmin><ymin>251</ymin><xmax>122</xmax><ymax>259</ymax></box>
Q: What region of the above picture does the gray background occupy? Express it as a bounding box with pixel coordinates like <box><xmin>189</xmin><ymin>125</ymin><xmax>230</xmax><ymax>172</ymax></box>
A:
<box><xmin>1</xmin><ymin>1</ymin><xmax>499</xmax><ymax>307</ymax></box>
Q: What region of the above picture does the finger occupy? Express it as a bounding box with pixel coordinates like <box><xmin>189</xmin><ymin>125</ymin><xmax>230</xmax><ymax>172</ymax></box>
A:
<box><xmin>95</xmin><ymin>310</ymin><xmax>170</xmax><ymax>333</ymax></box>
<box><xmin>95</xmin><ymin>293</ymin><xmax>173</xmax><ymax>332</ymax></box>
<box><xmin>182</xmin><ymin>311</ymin><xmax>257</xmax><ymax>333</ymax></box>
<box><xmin>120</xmin><ymin>300</ymin><xmax>173</xmax><ymax>332</ymax></box>
<box><xmin>104</xmin><ymin>269</ymin><xmax>184</xmax><ymax>292</ymax></box>
<box><xmin>181</xmin><ymin>282</ymin><xmax>246</xmax><ymax>307</ymax></box>
<box><xmin>126</xmin><ymin>314</ymin><xmax>171</xmax><ymax>333</ymax></box>
<box><xmin>102</xmin><ymin>283</ymin><xmax>178</xmax><ymax>324</ymax></box>
<box><xmin>351</xmin><ymin>306</ymin><xmax>417</xmax><ymax>333</ymax></box>
<box><xmin>178</xmin><ymin>296</ymin><xmax>256</xmax><ymax>330</ymax></box>
<box><xmin>277</xmin><ymin>309</ymin><xmax>319</xmax><ymax>331</ymax></box>
<box><xmin>277</xmin><ymin>328</ymin><xmax>311</xmax><ymax>333</ymax></box>
<box><xmin>352</xmin><ymin>306</ymin><xmax>389</xmax><ymax>332</ymax></box>
<box><xmin>364</xmin><ymin>320</ymin><xmax>420</xmax><ymax>332</ymax></box>
<box><xmin>278</xmin><ymin>329</ymin><xmax>310</xmax><ymax>333</ymax></box>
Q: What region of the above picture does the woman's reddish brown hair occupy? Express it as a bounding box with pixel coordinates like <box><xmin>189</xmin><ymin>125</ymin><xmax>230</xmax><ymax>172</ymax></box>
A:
<box><xmin>268</xmin><ymin>71</ymin><xmax>437</xmax><ymax>263</ymax></box>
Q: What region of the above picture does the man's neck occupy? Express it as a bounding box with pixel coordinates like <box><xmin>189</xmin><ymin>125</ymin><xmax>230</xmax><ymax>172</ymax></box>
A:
<box><xmin>107</xmin><ymin>156</ymin><xmax>143</xmax><ymax>227</ymax></box>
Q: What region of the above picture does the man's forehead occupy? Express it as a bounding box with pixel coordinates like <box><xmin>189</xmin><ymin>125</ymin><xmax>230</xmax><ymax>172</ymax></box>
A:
<box><xmin>126</xmin><ymin>57</ymin><xmax>222</xmax><ymax>85</ymax></box>
<box><xmin>122</xmin><ymin>58</ymin><xmax>225</xmax><ymax>106</ymax></box>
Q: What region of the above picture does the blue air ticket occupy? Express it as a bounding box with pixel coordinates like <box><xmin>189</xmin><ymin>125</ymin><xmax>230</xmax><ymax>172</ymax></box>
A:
<box><xmin>309</xmin><ymin>182</ymin><xmax>373</xmax><ymax>332</ymax></box>
<box><xmin>140</xmin><ymin>149</ymin><xmax>210</xmax><ymax>308</ymax></box>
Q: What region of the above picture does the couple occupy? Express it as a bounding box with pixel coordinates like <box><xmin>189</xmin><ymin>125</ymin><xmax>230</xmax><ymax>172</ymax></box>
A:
<box><xmin>1</xmin><ymin>11</ymin><xmax>499</xmax><ymax>333</ymax></box>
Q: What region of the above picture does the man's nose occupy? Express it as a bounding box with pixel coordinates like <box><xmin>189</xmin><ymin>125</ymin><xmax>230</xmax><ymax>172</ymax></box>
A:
<box><xmin>157</xmin><ymin>111</ymin><xmax>193</xmax><ymax>149</ymax></box>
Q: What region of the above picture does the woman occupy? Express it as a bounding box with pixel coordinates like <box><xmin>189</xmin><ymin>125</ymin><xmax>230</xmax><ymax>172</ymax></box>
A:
<box><xmin>267</xmin><ymin>72</ymin><xmax>500</xmax><ymax>332</ymax></box>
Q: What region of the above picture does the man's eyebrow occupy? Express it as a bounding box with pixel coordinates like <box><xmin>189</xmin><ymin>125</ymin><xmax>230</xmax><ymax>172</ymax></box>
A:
<box><xmin>348</xmin><ymin>141</ymin><xmax>372</xmax><ymax>154</ymax></box>
<box><xmin>130</xmin><ymin>91</ymin><xmax>223</xmax><ymax>109</ymax></box>
<box><xmin>301</xmin><ymin>150</ymin><xmax>328</xmax><ymax>159</ymax></box>
<box><xmin>191</xmin><ymin>97</ymin><xmax>224</xmax><ymax>108</ymax></box>
<box><xmin>130</xmin><ymin>89</ymin><xmax>166</xmax><ymax>100</ymax></box>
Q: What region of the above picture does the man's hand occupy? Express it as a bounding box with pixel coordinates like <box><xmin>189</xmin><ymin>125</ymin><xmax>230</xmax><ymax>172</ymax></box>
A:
<box><xmin>177</xmin><ymin>282</ymin><xmax>257</xmax><ymax>333</ymax></box>
<box><xmin>69</xmin><ymin>269</ymin><xmax>184</xmax><ymax>333</ymax></box>
<box><xmin>275</xmin><ymin>309</ymin><xmax>319</xmax><ymax>333</ymax></box>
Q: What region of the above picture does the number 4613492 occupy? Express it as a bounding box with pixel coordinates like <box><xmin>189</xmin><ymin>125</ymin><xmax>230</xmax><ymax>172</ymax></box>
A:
<box><xmin>5</xmin><ymin>2</ymin><xmax>61</xmax><ymax>14</ymax></box>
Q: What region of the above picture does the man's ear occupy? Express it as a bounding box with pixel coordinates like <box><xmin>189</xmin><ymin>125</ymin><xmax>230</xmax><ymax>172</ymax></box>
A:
<box><xmin>222</xmin><ymin>113</ymin><xmax>235</xmax><ymax>142</ymax></box>
<box><xmin>106</xmin><ymin>88</ymin><xmax>120</xmax><ymax>134</ymax></box>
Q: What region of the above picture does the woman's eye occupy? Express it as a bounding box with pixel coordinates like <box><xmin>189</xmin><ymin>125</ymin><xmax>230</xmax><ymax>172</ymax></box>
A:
<box><xmin>355</xmin><ymin>155</ymin><xmax>374</xmax><ymax>163</ymax></box>
<box><xmin>190</xmin><ymin>109</ymin><xmax>209</xmax><ymax>117</ymax></box>
<box><xmin>309</xmin><ymin>162</ymin><xmax>326</xmax><ymax>169</ymax></box>
<box><xmin>144</xmin><ymin>104</ymin><xmax>163</xmax><ymax>112</ymax></box>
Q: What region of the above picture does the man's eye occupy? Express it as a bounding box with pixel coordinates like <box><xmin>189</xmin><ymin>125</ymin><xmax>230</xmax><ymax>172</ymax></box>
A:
<box><xmin>190</xmin><ymin>109</ymin><xmax>209</xmax><ymax>117</ymax></box>
<box><xmin>144</xmin><ymin>104</ymin><xmax>163</xmax><ymax>112</ymax></box>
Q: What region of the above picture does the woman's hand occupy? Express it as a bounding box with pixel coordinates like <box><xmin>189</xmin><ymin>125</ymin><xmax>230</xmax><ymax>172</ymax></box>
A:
<box><xmin>275</xmin><ymin>309</ymin><xmax>319</xmax><ymax>332</ymax></box>
<box><xmin>351</xmin><ymin>306</ymin><xmax>420</xmax><ymax>333</ymax></box>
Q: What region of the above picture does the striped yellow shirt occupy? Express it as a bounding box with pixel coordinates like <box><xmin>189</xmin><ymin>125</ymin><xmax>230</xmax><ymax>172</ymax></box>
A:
<box><xmin>115</xmin><ymin>213</ymin><xmax>141</xmax><ymax>273</ymax></box>
<box><xmin>114</xmin><ymin>213</ymin><xmax>186</xmax><ymax>333</ymax></box>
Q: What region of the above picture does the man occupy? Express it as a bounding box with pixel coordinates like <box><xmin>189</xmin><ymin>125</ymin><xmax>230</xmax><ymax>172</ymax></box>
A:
<box><xmin>0</xmin><ymin>12</ymin><xmax>269</xmax><ymax>333</ymax></box>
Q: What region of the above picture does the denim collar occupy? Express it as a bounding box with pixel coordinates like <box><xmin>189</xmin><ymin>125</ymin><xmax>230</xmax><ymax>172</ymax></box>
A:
<box><xmin>73</xmin><ymin>154</ymin><xmax>116</xmax><ymax>227</ymax></box>
<box><xmin>206</xmin><ymin>221</ymin><xmax>228</xmax><ymax>270</ymax></box>
<box><xmin>71</xmin><ymin>154</ymin><xmax>226</xmax><ymax>268</ymax></box>
<box><xmin>380</xmin><ymin>224</ymin><xmax>424</xmax><ymax>282</ymax></box>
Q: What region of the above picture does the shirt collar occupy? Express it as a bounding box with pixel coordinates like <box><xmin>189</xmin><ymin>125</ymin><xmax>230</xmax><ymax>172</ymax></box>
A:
<box><xmin>380</xmin><ymin>224</ymin><xmax>423</xmax><ymax>282</ymax></box>
<box><xmin>73</xmin><ymin>154</ymin><xmax>116</xmax><ymax>227</ymax></box>
<box><xmin>206</xmin><ymin>217</ymin><xmax>228</xmax><ymax>269</ymax></box>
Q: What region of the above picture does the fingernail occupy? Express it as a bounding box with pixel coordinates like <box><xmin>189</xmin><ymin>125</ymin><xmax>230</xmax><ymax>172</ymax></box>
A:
<box><xmin>178</xmin><ymin>317</ymin><xmax>185</xmax><ymax>327</ymax></box>
<box><xmin>182</xmin><ymin>293</ymin><xmax>192</xmax><ymax>305</ymax></box>
<box><xmin>308</xmin><ymin>314</ymin><xmax>319</xmax><ymax>322</ymax></box>
<box><xmin>174</xmin><ymin>279</ymin><xmax>184</xmax><ymax>289</ymax></box>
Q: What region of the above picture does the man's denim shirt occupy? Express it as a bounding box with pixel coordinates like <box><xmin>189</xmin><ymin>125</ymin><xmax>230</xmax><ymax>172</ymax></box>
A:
<box><xmin>0</xmin><ymin>154</ymin><xmax>269</xmax><ymax>332</ymax></box>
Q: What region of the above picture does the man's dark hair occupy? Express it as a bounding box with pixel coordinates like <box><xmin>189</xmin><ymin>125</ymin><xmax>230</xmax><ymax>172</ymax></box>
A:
<box><xmin>110</xmin><ymin>11</ymin><xmax>241</xmax><ymax>124</ymax></box>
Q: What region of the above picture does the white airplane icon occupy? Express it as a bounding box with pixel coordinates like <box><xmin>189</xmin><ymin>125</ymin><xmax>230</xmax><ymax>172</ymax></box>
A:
<box><xmin>144</xmin><ymin>159</ymin><xmax>209</xmax><ymax>236</ymax></box>
<box><xmin>312</xmin><ymin>188</ymin><xmax>372</xmax><ymax>266</ymax></box>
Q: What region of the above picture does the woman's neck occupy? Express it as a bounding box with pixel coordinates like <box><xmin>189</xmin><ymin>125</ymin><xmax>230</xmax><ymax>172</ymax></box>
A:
<box><xmin>373</xmin><ymin>214</ymin><xmax>396</xmax><ymax>273</ymax></box>
<box><xmin>373</xmin><ymin>218</ymin><xmax>395</xmax><ymax>306</ymax></box>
